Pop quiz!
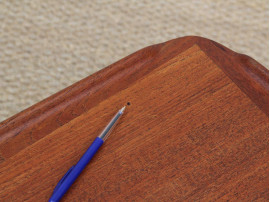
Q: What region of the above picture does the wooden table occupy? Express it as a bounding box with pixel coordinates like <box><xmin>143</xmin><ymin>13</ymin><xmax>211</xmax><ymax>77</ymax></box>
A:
<box><xmin>0</xmin><ymin>36</ymin><xmax>268</xmax><ymax>201</ymax></box>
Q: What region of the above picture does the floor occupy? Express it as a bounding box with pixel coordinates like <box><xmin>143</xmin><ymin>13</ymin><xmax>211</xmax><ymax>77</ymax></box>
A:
<box><xmin>0</xmin><ymin>0</ymin><xmax>268</xmax><ymax>121</ymax></box>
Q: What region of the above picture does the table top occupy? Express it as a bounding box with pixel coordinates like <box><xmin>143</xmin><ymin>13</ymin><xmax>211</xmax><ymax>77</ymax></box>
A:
<box><xmin>0</xmin><ymin>36</ymin><xmax>268</xmax><ymax>201</ymax></box>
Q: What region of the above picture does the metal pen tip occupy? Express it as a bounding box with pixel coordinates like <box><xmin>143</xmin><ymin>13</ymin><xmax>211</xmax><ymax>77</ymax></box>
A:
<box><xmin>119</xmin><ymin>106</ymin><xmax>126</xmax><ymax>114</ymax></box>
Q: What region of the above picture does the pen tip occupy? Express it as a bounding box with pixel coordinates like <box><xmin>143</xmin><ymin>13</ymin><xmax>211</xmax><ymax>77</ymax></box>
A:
<box><xmin>119</xmin><ymin>106</ymin><xmax>126</xmax><ymax>114</ymax></box>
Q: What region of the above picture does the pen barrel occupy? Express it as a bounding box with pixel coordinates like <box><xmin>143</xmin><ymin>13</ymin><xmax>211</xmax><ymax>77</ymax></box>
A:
<box><xmin>75</xmin><ymin>137</ymin><xmax>104</xmax><ymax>172</ymax></box>
<box><xmin>49</xmin><ymin>137</ymin><xmax>104</xmax><ymax>202</ymax></box>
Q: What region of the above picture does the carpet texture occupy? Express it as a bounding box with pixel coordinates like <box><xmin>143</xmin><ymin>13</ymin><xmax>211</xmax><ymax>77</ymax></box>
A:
<box><xmin>0</xmin><ymin>0</ymin><xmax>268</xmax><ymax>122</ymax></box>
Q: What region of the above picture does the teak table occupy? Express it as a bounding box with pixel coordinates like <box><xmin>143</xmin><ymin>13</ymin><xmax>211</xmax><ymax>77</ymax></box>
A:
<box><xmin>0</xmin><ymin>36</ymin><xmax>268</xmax><ymax>201</ymax></box>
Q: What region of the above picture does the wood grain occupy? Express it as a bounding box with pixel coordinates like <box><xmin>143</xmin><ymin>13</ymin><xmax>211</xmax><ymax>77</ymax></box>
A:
<box><xmin>0</xmin><ymin>37</ymin><xmax>268</xmax><ymax>201</ymax></box>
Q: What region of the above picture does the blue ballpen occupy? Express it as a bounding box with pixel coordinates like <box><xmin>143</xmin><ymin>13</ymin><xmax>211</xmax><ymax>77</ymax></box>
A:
<box><xmin>49</xmin><ymin>106</ymin><xmax>126</xmax><ymax>202</ymax></box>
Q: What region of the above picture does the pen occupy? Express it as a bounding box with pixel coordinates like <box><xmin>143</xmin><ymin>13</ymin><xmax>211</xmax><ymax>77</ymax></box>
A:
<box><xmin>49</xmin><ymin>106</ymin><xmax>126</xmax><ymax>202</ymax></box>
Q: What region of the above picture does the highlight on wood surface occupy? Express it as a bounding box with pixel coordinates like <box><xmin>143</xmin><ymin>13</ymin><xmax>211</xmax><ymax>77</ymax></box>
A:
<box><xmin>0</xmin><ymin>36</ymin><xmax>268</xmax><ymax>201</ymax></box>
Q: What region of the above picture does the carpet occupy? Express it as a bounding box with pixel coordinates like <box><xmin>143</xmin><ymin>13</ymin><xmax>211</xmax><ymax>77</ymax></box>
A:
<box><xmin>0</xmin><ymin>0</ymin><xmax>268</xmax><ymax>121</ymax></box>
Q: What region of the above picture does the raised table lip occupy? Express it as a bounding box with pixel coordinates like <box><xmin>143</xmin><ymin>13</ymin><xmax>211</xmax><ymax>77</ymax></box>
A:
<box><xmin>0</xmin><ymin>36</ymin><xmax>268</xmax><ymax>161</ymax></box>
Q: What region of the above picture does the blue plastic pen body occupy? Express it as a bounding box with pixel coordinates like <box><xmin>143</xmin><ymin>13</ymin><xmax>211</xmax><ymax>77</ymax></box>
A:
<box><xmin>49</xmin><ymin>137</ymin><xmax>104</xmax><ymax>202</ymax></box>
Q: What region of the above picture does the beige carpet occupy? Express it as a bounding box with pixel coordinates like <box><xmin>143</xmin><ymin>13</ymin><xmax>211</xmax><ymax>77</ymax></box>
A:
<box><xmin>0</xmin><ymin>0</ymin><xmax>268</xmax><ymax>122</ymax></box>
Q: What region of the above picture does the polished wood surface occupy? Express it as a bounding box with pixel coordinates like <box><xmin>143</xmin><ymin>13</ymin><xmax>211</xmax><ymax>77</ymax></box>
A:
<box><xmin>0</xmin><ymin>37</ymin><xmax>268</xmax><ymax>201</ymax></box>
